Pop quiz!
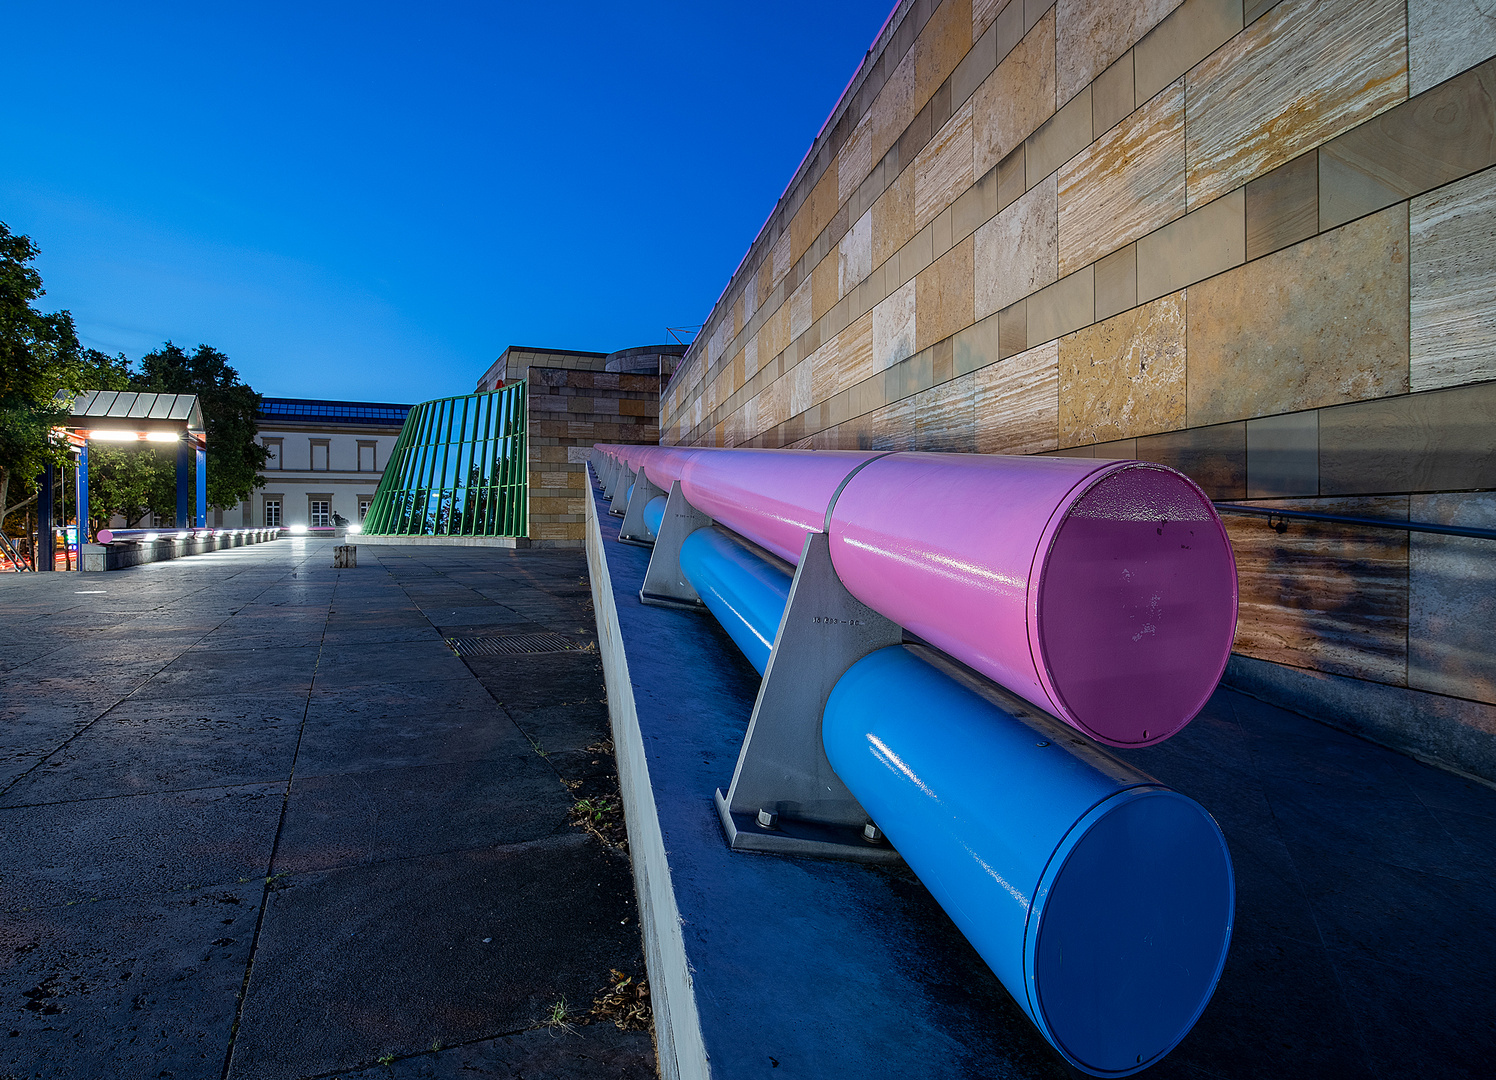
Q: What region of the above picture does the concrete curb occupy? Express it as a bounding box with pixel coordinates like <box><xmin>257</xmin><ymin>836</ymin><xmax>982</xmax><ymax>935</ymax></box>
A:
<box><xmin>357</xmin><ymin>534</ymin><xmax>533</xmax><ymax>548</ymax></box>
<box><xmin>80</xmin><ymin>530</ymin><xmax>281</xmax><ymax>571</ymax></box>
<box><xmin>585</xmin><ymin>478</ymin><xmax>711</xmax><ymax>1080</ymax></box>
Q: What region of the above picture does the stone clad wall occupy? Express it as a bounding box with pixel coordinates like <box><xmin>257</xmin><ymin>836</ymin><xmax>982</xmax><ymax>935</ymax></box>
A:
<box><xmin>661</xmin><ymin>0</ymin><xmax>1496</xmax><ymax>778</ymax></box>
<box><xmin>528</xmin><ymin>367</ymin><xmax>659</xmax><ymax>547</ymax></box>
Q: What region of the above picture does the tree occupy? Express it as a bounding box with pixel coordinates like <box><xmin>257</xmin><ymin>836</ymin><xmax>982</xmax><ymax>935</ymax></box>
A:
<box><xmin>130</xmin><ymin>342</ymin><xmax>269</xmax><ymax>510</ymax></box>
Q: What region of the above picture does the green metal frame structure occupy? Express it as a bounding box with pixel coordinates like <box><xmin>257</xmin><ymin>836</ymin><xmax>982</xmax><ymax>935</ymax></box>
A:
<box><xmin>362</xmin><ymin>383</ymin><xmax>528</xmax><ymax>537</ymax></box>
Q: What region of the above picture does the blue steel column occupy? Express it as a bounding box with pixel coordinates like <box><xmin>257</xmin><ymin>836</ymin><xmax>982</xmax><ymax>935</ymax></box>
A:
<box><xmin>36</xmin><ymin>466</ymin><xmax>55</xmax><ymax>571</ymax></box>
<box><xmin>175</xmin><ymin>439</ymin><xmax>190</xmax><ymax>528</ymax></box>
<box><xmin>76</xmin><ymin>441</ymin><xmax>90</xmax><ymax>543</ymax></box>
<box><xmin>195</xmin><ymin>441</ymin><xmax>207</xmax><ymax>527</ymax></box>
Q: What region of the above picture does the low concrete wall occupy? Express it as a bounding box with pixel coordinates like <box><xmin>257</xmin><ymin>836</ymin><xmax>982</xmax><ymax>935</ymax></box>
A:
<box><xmin>1224</xmin><ymin>653</ymin><xmax>1496</xmax><ymax>787</ymax></box>
<box><xmin>80</xmin><ymin>530</ymin><xmax>281</xmax><ymax>571</ymax></box>
<box><xmin>357</xmin><ymin>534</ymin><xmax>533</xmax><ymax>549</ymax></box>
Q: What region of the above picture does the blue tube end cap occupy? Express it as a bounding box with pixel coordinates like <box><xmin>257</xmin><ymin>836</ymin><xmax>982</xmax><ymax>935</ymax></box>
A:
<box><xmin>1027</xmin><ymin>788</ymin><xmax>1235</xmax><ymax>1076</ymax></box>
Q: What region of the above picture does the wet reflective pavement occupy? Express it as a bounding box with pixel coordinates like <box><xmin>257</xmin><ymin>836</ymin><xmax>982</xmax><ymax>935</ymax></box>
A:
<box><xmin>0</xmin><ymin>538</ymin><xmax>653</xmax><ymax>1080</ymax></box>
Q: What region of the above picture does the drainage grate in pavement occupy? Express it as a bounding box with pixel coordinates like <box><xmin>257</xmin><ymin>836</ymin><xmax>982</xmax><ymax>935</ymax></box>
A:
<box><xmin>445</xmin><ymin>633</ymin><xmax>586</xmax><ymax>657</ymax></box>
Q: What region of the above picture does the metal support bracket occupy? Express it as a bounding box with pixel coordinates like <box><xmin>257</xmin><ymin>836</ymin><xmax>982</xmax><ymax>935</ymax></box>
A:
<box><xmin>603</xmin><ymin>457</ymin><xmax>622</xmax><ymax>499</ymax></box>
<box><xmin>618</xmin><ymin>469</ymin><xmax>664</xmax><ymax>547</ymax></box>
<box><xmin>609</xmin><ymin>465</ymin><xmax>636</xmax><ymax>516</ymax></box>
<box><xmin>639</xmin><ymin>480</ymin><xmax>712</xmax><ymax>609</ymax></box>
<box><xmin>714</xmin><ymin>531</ymin><xmax>904</xmax><ymax>863</ymax></box>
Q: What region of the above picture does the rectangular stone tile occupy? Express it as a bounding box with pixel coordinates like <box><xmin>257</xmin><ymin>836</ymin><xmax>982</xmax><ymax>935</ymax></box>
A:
<box><xmin>838</xmin><ymin>112</ymin><xmax>875</xmax><ymax>207</ymax></box>
<box><xmin>1320</xmin><ymin>60</ymin><xmax>1496</xmax><ymax>231</ymax></box>
<box><xmin>1026</xmin><ymin>264</ymin><xmax>1094</xmax><ymax>346</ymax></box>
<box><xmin>913</xmin><ymin>371</ymin><xmax>978</xmax><ymax>451</ymax></box>
<box><xmin>1137</xmin><ymin>185</ymin><xmax>1245</xmax><ymax>302</ymax></box>
<box><xmin>1059</xmin><ymin>77</ymin><xmax>1185</xmax><ymax>274</ymax></box>
<box><xmin>1187</xmin><ymin>0</ymin><xmax>1408</xmax><ymax>206</ymax></box>
<box><xmin>872</xmin><ymin>278</ymin><xmax>918</xmax><ymax>372</ymax></box>
<box><xmin>1413</xmin><ymin>172</ymin><xmax>1496</xmax><ymax>392</ymax></box>
<box><xmin>1245</xmin><ymin>152</ymin><xmax>1319</xmax><ymax>261</ymax></box>
<box><xmin>954</xmin><ymin>310</ymin><xmax>1001</xmax><ymax>376</ymax></box>
<box><xmin>1246</xmin><ymin>410</ymin><xmax>1320</xmax><ymax>497</ymax></box>
<box><xmin>872</xmin><ymin>163</ymin><xmax>916</xmax><ymax>269</ymax></box>
<box><xmin>1094</xmin><ymin>242</ymin><xmax>1137</xmax><ymax>321</ymax></box>
<box><xmin>975</xmin><ymin>340</ymin><xmax>1060</xmax><ymax>453</ymax></box>
<box><xmin>1134</xmin><ymin>0</ymin><xmax>1242</xmax><ymax>104</ymax></box>
<box><xmin>1186</xmin><ymin>203</ymin><xmax>1410</xmax><ymax>426</ymax></box>
<box><xmin>874</xmin><ymin>47</ymin><xmax>918</xmax><ymax>168</ymax></box>
<box><xmin>1318</xmin><ymin>379</ymin><xmax>1496</xmax><ymax>494</ymax></box>
<box><xmin>1408</xmin><ymin>492</ymin><xmax>1496</xmax><ymax>703</ymax></box>
<box><xmin>952</xmin><ymin>162</ymin><xmax>999</xmax><ymax>240</ymax></box>
<box><xmin>975</xmin><ymin>172</ymin><xmax>1058</xmax><ymax>318</ymax></box>
<box><xmin>917</xmin><ymin>0</ymin><xmax>973</xmax><ymax>107</ymax></box>
<box><xmin>973</xmin><ymin>0</ymin><xmax>1011</xmax><ymax>41</ymax></box>
<box><xmin>915</xmin><ymin>100</ymin><xmax>974</xmax><ymax>230</ymax></box>
<box><xmin>954</xmin><ymin>12</ymin><xmax>998</xmax><ymax>110</ymax></box>
<box><xmin>789</xmin><ymin>275</ymin><xmax>814</xmax><ymax>341</ymax></box>
<box><xmin>1092</xmin><ymin>49</ymin><xmax>1135</xmax><ymax>136</ymax></box>
<box><xmin>1056</xmin><ymin>0</ymin><xmax>1183</xmax><ymax>108</ymax></box>
<box><xmin>998</xmin><ymin>297</ymin><xmax>1028</xmax><ymax>358</ymax></box>
<box><xmin>1225</xmin><ymin>496</ymin><xmax>1410</xmax><ymax>684</ymax></box>
<box><xmin>916</xmin><ymin>234</ymin><xmax>976</xmax><ymax>351</ymax></box>
<box><xmin>1059</xmin><ymin>289</ymin><xmax>1187</xmax><ymax>444</ymax></box>
<box><xmin>1409</xmin><ymin>0</ymin><xmax>1496</xmax><ymax>96</ymax></box>
<box><xmin>973</xmin><ymin>6</ymin><xmax>1056</xmax><ymax>176</ymax></box>
<box><xmin>1026</xmin><ymin>84</ymin><xmax>1092</xmax><ymax>186</ymax></box>
<box><xmin>1135</xmin><ymin>421</ymin><xmax>1247</xmax><ymax>498</ymax></box>
<box><xmin>1090</xmin><ymin>438</ymin><xmax>1137</xmax><ymax>458</ymax></box>
<box><xmin>812</xmin><ymin>248</ymin><xmax>839</xmax><ymax>325</ymax></box>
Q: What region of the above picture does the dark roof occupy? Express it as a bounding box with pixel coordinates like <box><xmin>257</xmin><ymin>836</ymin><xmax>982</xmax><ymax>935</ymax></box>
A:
<box><xmin>259</xmin><ymin>398</ymin><xmax>413</xmax><ymax>425</ymax></box>
<box><xmin>67</xmin><ymin>391</ymin><xmax>204</xmax><ymax>433</ymax></box>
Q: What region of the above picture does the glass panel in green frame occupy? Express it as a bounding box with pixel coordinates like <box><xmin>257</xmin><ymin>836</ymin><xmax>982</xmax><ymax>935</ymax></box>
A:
<box><xmin>362</xmin><ymin>382</ymin><xmax>528</xmax><ymax>537</ymax></box>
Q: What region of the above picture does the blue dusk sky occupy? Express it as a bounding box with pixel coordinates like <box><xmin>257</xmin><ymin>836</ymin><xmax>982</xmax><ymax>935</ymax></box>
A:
<box><xmin>1</xmin><ymin>2</ymin><xmax>893</xmax><ymax>403</ymax></box>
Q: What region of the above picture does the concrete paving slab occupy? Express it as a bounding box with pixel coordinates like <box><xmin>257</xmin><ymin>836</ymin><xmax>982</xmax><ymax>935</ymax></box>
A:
<box><xmin>227</xmin><ymin>835</ymin><xmax>641</xmax><ymax>1080</ymax></box>
<box><xmin>337</xmin><ymin>1024</ymin><xmax>657</xmax><ymax>1079</ymax></box>
<box><xmin>0</xmin><ymin>882</ymin><xmax>262</xmax><ymax>1080</ymax></box>
<box><xmin>295</xmin><ymin>707</ymin><xmax>536</xmax><ymax>777</ymax></box>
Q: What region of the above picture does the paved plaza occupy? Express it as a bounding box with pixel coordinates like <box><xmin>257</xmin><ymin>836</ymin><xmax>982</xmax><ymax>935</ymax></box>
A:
<box><xmin>0</xmin><ymin>539</ymin><xmax>654</xmax><ymax>1079</ymax></box>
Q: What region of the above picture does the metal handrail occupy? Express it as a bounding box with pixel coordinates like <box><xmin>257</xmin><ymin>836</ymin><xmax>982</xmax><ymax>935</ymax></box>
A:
<box><xmin>0</xmin><ymin>531</ymin><xmax>31</xmax><ymax>571</ymax></box>
<box><xmin>1214</xmin><ymin>502</ymin><xmax>1496</xmax><ymax>541</ymax></box>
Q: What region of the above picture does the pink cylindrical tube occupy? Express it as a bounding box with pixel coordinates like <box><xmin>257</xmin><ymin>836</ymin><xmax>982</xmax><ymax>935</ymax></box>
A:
<box><xmin>679</xmin><ymin>449</ymin><xmax>881</xmax><ymax>564</ymax></box>
<box><xmin>827</xmin><ymin>453</ymin><xmax>1237</xmax><ymax>746</ymax></box>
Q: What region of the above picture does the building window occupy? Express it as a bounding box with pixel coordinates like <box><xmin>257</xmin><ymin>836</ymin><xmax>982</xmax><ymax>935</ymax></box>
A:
<box><xmin>310</xmin><ymin>500</ymin><xmax>331</xmax><ymax>527</ymax></box>
<box><xmin>263</xmin><ymin>439</ymin><xmax>282</xmax><ymax>470</ymax></box>
<box><xmin>358</xmin><ymin>497</ymin><xmax>372</xmax><ymax>520</ymax></box>
<box><xmin>264</xmin><ymin>500</ymin><xmax>282</xmax><ymax>527</ymax></box>
<box><xmin>358</xmin><ymin>442</ymin><xmax>376</xmax><ymax>471</ymax></box>
<box><xmin>311</xmin><ymin>441</ymin><xmax>329</xmax><ymax>471</ymax></box>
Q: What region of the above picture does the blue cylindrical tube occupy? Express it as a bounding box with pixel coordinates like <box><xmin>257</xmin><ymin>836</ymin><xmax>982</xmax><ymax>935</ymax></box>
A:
<box><xmin>678</xmin><ymin>526</ymin><xmax>792</xmax><ymax>674</ymax></box>
<box><xmin>643</xmin><ymin>495</ymin><xmax>667</xmax><ymax>539</ymax></box>
<box><xmin>823</xmin><ymin>646</ymin><xmax>1234</xmax><ymax>1077</ymax></box>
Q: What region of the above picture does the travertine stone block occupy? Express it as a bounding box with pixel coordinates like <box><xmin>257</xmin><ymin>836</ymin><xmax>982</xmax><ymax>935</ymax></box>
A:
<box><xmin>1320</xmin><ymin>380</ymin><xmax>1496</xmax><ymax>494</ymax></box>
<box><xmin>954</xmin><ymin>12</ymin><xmax>999</xmax><ymax>108</ymax></box>
<box><xmin>812</xmin><ymin>251</ymin><xmax>839</xmax><ymax>326</ymax></box>
<box><xmin>1186</xmin><ymin>0</ymin><xmax>1408</xmax><ymax>207</ymax></box>
<box><xmin>788</xmin><ymin>358</ymin><xmax>813</xmax><ymax>417</ymax></box>
<box><xmin>1226</xmin><ymin>495</ymin><xmax>1410</xmax><ymax>684</ymax></box>
<box><xmin>975</xmin><ymin>340</ymin><xmax>1060</xmax><ymax>453</ymax></box>
<box><xmin>789</xmin><ymin>276</ymin><xmax>814</xmax><ymax>342</ymax></box>
<box><xmin>1091</xmin><ymin>438</ymin><xmax>1137</xmax><ymax>458</ymax></box>
<box><xmin>1094</xmin><ymin>243</ymin><xmax>1137</xmax><ymax>321</ymax></box>
<box><xmin>915</xmin><ymin>371</ymin><xmax>979</xmax><ymax>451</ymax></box>
<box><xmin>897</xmin><ymin>223</ymin><xmax>935</xmax><ymax>288</ymax></box>
<box><xmin>838</xmin><ymin>112</ymin><xmax>875</xmax><ymax>207</ymax></box>
<box><xmin>885</xmin><ymin>346</ymin><xmax>935</xmax><ymax>404</ymax></box>
<box><xmin>1059</xmin><ymin>290</ymin><xmax>1187</xmax><ymax>444</ymax></box>
<box><xmin>1320</xmin><ymin>59</ymin><xmax>1496</xmax><ymax>231</ymax></box>
<box><xmin>954</xmin><ymin>310</ymin><xmax>1001</xmax><ymax>376</ymax></box>
<box><xmin>915</xmin><ymin>100</ymin><xmax>975</xmax><ymax>230</ymax></box>
<box><xmin>999</xmin><ymin>299</ymin><xmax>1028</xmax><ymax>358</ymax></box>
<box><xmin>1411</xmin><ymin>165</ymin><xmax>1496</xmax><ymax>391</ymax></box>
<box><xmin>1245</xmin><ymin>152</ymin><xmax>1319</xmax><ymax>261</ymax></box>
<box><xmin>839</xmin><ymin>311</ymin><xmax>876</xmax><ymax>393</ymax></box>
<box><xmin>1056</xmin><ymin>0</ymin><xmax>1183</xmax><ymax>109</ymax></box>
<box><xmin>1026</xmin><ymin>265</ymin><xmax>1095</xmax><ymax>346</ymax></box>
<box><xmin>1187</xmin><ymin>204</ymin><xmax>1410</xmax><ymax>426</ymax></box>
<box><xmin>770</xmin><ymin>228</ymin><xmax>792</xmax><ymax>289</ymax></box>
<box><xmin>975</xmin><ymin>173</ymin><xmax>1059</xmax><ymax>319</ymax></box>
<box><xmin>873</xmin><ymin>165</ymin><xmax>916</xmax><ymax>269</ymax></box>
<box><xmin>1134</xmin><ymin>0</ymin><xmax>1241</xmax><ymax>104</ymax></box>
<box><xmin>1092</xmin><ymin>51</ymin><xmax>1135</xmax><ymax>137</ymax></box>
<box><xmin>1027</xmin><ymin>86</ymin><xmax>1092</xmax><ymax>187</ymax></box>
<box><xmin>873</xmin><ymin>278</ymin><xmax>918</xmax><ymax>372</ymax></box>
<box><xmin>839</xmin><ymin>208</ymin><xmax>874</xmax><ymax>298</ymax></box>
<box><xmin>973</xmin><ymin>0</ymin><xmax>1010</xmax><ymax>41</ymax></box>
<box><xmin>973</xmin><ymin>8</ymin><xmax>1056</xmax><ymax>177</ymax></box>
<box><xmin>1246</xmin><ymin>410</ymin><xmax>1319</xmax><ymax>497</ymax></box>
<box><xmin>1024</xmin><ymin>0</ymin><xmax>1055</xmax><ymax>34</ymax></box>
<box><xmin>1136</xmin><ymin>186</ymin><xmax>1245</xmax><ymax>302</ymax></box>
<box><xmin>1409</xmin><ymin>0</ymin><xmax>1496</xmax><ymax>96</ymax></box>
<box><xmin>916</xmin><ymin>235</ymin><xmax>976</xmax><ymax>351</ymax></box>
<box><xmin>874</xmin><ymin>49</ymin><xmax>918</xmax><ymax>166</ymax></box>
<box><xmin>1059</xmin><ymin>77</ymin><xmax>1185</xmax><ymax>274</ymax></box>
<box><xmin>1135</xmin><ymin>421</ymin><xmax>1247</xmax><ymax>498</ymax></box>
<box><xmin>997</xmin><ymin>145</ymin><xmax>1026</xmax><ymax>211</ymax></box>
<box><xmin>918</xmin><ymin>0</ymin><xmax>973</xmax><ymax>108</ymax></box>
<box><xmin>1408</xmin><ymin>491</ymin><xmax>1496</xmax><ymax>703</ymax></box>
<box><xmin>1243</xmin><ymin>0</ymin><xmax>1278</xmax><ymax>22</ymax></box>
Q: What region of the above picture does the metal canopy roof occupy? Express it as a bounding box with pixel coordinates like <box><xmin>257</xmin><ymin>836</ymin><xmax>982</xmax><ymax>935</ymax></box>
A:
<box><xmin>66</xmin><ymin>391</ymin><xmax>205</xmax><ymax>434</ymax></box>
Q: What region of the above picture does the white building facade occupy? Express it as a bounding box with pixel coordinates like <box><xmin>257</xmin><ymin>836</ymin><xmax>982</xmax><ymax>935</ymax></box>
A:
<box><xmin>234</xmin><ymin>398</ymin><xmax>412</xmax><ymax>529</ymax></box>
